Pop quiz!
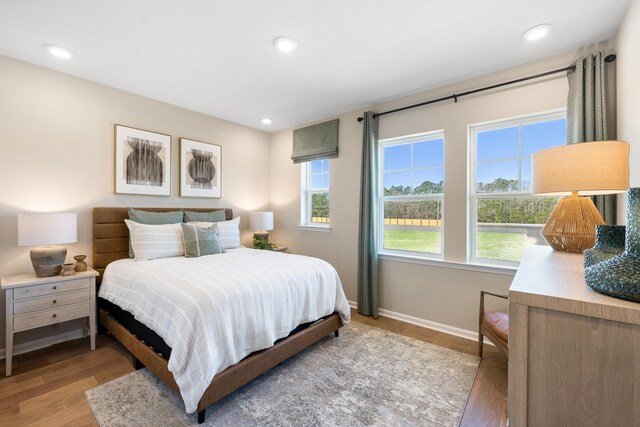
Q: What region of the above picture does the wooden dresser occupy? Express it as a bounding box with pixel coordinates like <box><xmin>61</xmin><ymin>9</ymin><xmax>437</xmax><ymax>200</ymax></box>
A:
<box><xmin>508</xmin><ymin>246</ymin><xmax>640</xmax><ymax>427</ymax></box>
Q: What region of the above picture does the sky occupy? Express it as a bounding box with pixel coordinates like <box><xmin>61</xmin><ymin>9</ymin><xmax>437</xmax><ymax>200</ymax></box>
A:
<box><xmin>382</xmin><ymin>119</ymin><xmax>566</xmax><ymax>192</ymax></box>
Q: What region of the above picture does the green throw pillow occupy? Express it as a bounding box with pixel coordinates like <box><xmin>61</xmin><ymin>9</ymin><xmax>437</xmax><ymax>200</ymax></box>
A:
<box><xmin>127</xmin><ymin>208</ymin><xmax>184</xmax><ymax>258</ymax></box>
<box><xmin>183</xmin><ymin>210</ymin><xmax>227</xmax><ymax>223</ymax></box>
<box><xmin>181</xmin><ymin>223</ymin><xmax>223</xmax><ymax>257</ymax></box>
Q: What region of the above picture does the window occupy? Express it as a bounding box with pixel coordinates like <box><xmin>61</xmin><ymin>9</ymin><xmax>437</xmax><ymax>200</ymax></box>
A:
<box><xmin>469</xmin><ymin>111</ymin><xmax>566</xmax><ymax>264</ymax></box>
<box><xmin>379</xmin><ymin>131</ymin><xmax>444</xmax><ymax>256</ymax></box>
<box><xmin>301</xmin><ymin>159</ymin><xmax>330</xmax><ymax>226</ymax></box>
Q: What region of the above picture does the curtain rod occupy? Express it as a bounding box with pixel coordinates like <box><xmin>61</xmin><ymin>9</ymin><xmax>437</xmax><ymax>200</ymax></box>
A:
<box><xmin>356</xmin><ymin>54</ymin><xmax>617</xmax><ymax>122</ymax></box>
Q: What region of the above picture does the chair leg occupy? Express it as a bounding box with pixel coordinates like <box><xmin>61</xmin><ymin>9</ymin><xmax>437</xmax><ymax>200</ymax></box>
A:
<box><xmin>478</xmin><ymin>331</ymin><xmax>484</xmax><ymax>358</ymax></box>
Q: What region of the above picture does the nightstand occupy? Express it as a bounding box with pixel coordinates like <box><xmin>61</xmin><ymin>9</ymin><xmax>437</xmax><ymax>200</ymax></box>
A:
<box><xmin>1</xmin><ymin>269</ymin><xmax>98</xmax><ymax>376</ymax></box>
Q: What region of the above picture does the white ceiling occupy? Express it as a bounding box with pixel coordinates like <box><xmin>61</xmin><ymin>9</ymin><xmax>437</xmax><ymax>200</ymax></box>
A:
<box><xmin>0</xmin><ymin>0</ymin><xmax>631</xmax><ymax>132</ymax></box>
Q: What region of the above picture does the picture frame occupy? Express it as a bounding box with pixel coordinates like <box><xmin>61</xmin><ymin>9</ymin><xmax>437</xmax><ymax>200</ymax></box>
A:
<box><xmin>115</xmin><ymin>125</ymin><xmax>171</xmax><ymax>196</ymax></box>
<box><xmin>180</xmin><ymin>138</ymin><xmax>222</xmax><ymax>198</ymax></box>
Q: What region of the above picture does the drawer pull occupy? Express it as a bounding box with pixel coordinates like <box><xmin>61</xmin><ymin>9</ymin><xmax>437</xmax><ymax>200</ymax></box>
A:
<box><xmin>53</xmin><ymin>300</ymin><xmax>57</xmax><ymax>304</ymax></box>
<box><xmin>53</xmin><ymin>286</ymin><xmax>57</xmax><ymax>290</ymax></box>
<box><xmin>52</xmin><ymin>314</ymin><xmax>57</xmax><ymax>318</ymax></box>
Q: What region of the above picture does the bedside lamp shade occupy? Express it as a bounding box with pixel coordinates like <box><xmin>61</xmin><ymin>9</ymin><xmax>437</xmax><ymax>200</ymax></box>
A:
<box><xmin>249</xmin><ymin>212</ymin><xmax>274</xmax><ymax>242</ymax></box>
<box><xmin>532</xmin><ymin>140</ymin><xmax>629</xmax><ymax>253</ymax></box>
<box><xmin>18</xmin><ymin>213</ymin><xmax>77</xmax><ymax>277</ymax></box>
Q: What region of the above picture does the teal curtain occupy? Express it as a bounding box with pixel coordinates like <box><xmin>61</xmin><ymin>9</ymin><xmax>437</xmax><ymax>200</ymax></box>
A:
<box><xmin>357</xmin><ymin>112</ymin><xmax>379</xmax><ymax>318</ymax></box>
<box><xmin>566</xmin><ymin>51</ymin><xmax>616</xmax><ymax>224</ymax></box>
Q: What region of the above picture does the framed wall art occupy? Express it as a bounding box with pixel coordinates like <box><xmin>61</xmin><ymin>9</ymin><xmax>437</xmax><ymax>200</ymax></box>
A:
<box><xmin>115</xmin><ymin>125</ymin><xmax>171</xmax><ymax>196</ymax></box>
<box><xmin>180</xmin><ymin>138</ymin><xmax>222</xmax><ymax>198</ymax></box>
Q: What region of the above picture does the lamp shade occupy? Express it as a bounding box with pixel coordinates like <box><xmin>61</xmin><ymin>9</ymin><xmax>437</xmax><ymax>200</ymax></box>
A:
<box><xmin>249</xmin><ymin>212</ymin><xmax>274</xmax><ymax>231</ymax></box>
<box><xmin>532</xmin><ymin>140</ymin><xmax>629</xmax><ymax>196</ymax></box>
<box><xmin>18</xmin><ymin>213</ymin><xmax>77</xmax><ymax>246</ymax></box>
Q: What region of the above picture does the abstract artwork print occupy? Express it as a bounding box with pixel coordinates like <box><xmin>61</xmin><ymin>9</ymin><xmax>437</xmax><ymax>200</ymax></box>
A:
<box><xmin>180</xmin><ymin>138</ymin><xmax>222</xmax><ymax>198</ymax></box>
<box><xmin>115</xmin><ymin>125</ymin><xmax>171</xmax><ymax>196</ymax></box>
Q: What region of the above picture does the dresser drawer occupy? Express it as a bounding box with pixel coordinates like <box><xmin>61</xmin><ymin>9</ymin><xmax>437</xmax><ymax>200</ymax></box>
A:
<box><xmin>13</xmin><ymin>303</ymin><xmax>90</xmax><ymax>331</ymax></box>
<box><xmin>13</xmin><ymin>289</ymin><xmax>90</xmax><ymax>315</ymax></box>
<box><xmin>13</xmin><ymin>278</ymin><xmax>91</xmax><ymax>300</ymax></box>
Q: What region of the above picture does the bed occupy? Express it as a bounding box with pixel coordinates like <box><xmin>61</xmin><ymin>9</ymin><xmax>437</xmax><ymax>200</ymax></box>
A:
<box><xmin>93</xmin><ymin>207</ymin><xmax>349</xmax><ymax>424</ymax></box>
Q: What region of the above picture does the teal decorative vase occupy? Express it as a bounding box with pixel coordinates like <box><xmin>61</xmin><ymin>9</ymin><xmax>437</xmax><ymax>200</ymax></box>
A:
<box><xmin>583</xmin><ymin>225</ymin><xmax>625</xmax><ymax>268</ymax></box>
<box><xmin>584</xmin><ymin>188</ymin><xmax>640</xmax><ymax>302</ymax></box>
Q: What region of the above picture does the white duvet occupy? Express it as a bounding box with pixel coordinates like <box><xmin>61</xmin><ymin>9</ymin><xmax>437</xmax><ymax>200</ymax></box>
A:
<box><xmin>98</xmin><ymin>248</ymin><xmax>351</xmax><ymax>413</ymax></box>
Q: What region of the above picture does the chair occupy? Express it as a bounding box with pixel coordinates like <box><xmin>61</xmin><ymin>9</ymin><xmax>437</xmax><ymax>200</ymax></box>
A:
<box><xmin>478</xmin><ymin>291</ymin><xmax>509</xmax><ymax>359</ymax></box>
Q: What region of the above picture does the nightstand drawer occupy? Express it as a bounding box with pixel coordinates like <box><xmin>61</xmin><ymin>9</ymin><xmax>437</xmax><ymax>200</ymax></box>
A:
<box><xmin>13</xmin><ymin>289</ymin><xmax>90</xmax><ymax>315</ymax></box>
<box><xmin>13</xmin><ymin>277</ymin><xmax>90</xmax><ymax>300</ymax></box>
<box><xmin>14</xmin><ymin>303</ymin><xmax>90</xmax><ymax>331</ymax></box>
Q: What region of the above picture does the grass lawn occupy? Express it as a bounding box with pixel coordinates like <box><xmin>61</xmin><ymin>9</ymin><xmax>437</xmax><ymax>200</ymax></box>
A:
<box><xmin>384</xmin><ymin>229</ymin><xmax>527</xmax><ymax>261</ymax></box>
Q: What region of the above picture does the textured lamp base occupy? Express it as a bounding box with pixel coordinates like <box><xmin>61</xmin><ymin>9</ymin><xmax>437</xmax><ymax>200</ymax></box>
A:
<box><xmin>541</xmin><ymin>195</ymin><xmax>605</xmax><ymax>253</ymax></box>
<box><xmin>30</xmin><ymin>246</ymin><xmax>66</xmax><ymax>277</ymax></box>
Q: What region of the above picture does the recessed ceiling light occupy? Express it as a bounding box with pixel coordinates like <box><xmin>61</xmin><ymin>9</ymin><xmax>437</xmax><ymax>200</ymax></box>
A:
<box><xmin>45</xmin><ymin>44</ymin><xmax>73</xmax><ymax>59</ymax></box>
<box><xmin>273</xmin><ymin>37</ymin><xmax>298</xmax><ymax>53</ymax></box>
<box><xmin>522</xmin><ymin>24</ymin><xmax>553</xmax><ymax>41</ymax></box>
<box><xmin>262</xmin><ymin>118</ymin><xmax>273</xmax><ymax>125</ymax></box>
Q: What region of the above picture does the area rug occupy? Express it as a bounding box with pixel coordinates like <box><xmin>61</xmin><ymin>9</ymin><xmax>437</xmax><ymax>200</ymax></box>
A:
<box><xmin>85</xmin><ymin>322</ymin><xmax>479</xmax><ymax>426</ymax></box>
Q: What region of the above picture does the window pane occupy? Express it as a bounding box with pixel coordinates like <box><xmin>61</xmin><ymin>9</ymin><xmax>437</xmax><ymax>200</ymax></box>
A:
<box><xmin>521</xmin><ymin>118</ymin><xmax>566</xmax><ymax>156</ymax></box>
<box><xmin>311</xmin><ymin>174</ymin><xmax>324</xmax><ymax>190</ymax></box>
<box><xmin>477</xmin><ymin>127</ymin><xmax>518</xmax><ymax>161</ymax></box>
<box><xmin>384</xmin><ymin>171</ymin><xmax>412</xmax><ymax>195</ymax></box>
<box><xmin>413</xmin><ymin>139</ymin><xmax>443</xmax><ymax>168</ymax></box>
<box><xmin>322</xmin><ymin>159</ymin><xmax>329</xmax><ymax>171</ymax></box>
<box><xmin>412</xmin><ymin>168</ymin><xmax>444</xmax><ymax>194</ymax></box>
<box><xmin>311</xmin><ymin>192</ymin><xmax>330</xmax><ymax>223</ymax></box>
<box><xmin>383</xmin><ymin>200</ymin><xmax>441</xmax><ymax>254</ymax></box>
<box><xmin>476</xmin><ymin>160</ymin><xmax>519</xmax><ymax>192</ymax></box>
<box><xmin>322</xmin><ymin>172</ymin><xmax>329</xmax><ymax>189</ymax></box>
<box><xmin>311</xmin><ymin>160</ymin><xmax>322</xmax><ymax>173</ymax></box>
<box><xmin>384</xmin><ymin>144</ymin><xmax>411</xmax><ymax>170</ymax></box>
<box><xmin>521</xmin><ymin>159</ymin><xmax>532</xmax><ymax>192</ymax></box>
<box><xmin>476</xmin><ymin>197</ymin><xmax>557</xmax><ymax>261</ymax></box>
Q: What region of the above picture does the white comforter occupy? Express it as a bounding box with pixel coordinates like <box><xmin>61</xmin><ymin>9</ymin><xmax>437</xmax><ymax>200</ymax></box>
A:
<box><xmin>98</xmin><ymin>248</ymin><xmax>350</xmax><ymax>413</ymax></box>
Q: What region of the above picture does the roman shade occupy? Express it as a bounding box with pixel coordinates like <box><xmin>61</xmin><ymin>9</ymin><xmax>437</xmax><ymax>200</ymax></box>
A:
<box><xmin>291</xmin><ymin>119</ymin><xmax>339</xmax><ymax>164</ymax></box>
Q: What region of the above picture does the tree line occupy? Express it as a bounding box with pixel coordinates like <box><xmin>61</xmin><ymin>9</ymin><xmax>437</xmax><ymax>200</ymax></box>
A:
<box><xmin>382</xmin><ymin>178</ymin><xmax>555</xmax><ymax>224</ymax></box>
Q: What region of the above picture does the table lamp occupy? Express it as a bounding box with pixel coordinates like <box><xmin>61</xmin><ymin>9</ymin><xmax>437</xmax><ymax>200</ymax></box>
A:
<box><xmin>18</xmin><ymin>212</ymin><xmax>78</xmax><ymax>277</ymax></box>
<box><xmin>249</xmin><ymin>212</ymin><xmax>274</xmax><ymax>242</ymax></box>
<box><xmin>532</xmin><ymin>140</ymin><xmax>629</xmax><ymax>253</ymax></box>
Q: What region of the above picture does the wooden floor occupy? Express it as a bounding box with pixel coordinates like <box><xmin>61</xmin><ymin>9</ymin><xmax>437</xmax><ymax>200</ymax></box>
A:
<box><xmin>1</xmin><ymin>310</ymin><xmax>507</xmax><ymax>426</ymax></box>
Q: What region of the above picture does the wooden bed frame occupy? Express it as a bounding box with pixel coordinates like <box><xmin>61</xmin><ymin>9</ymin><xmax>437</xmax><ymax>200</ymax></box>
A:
<box><xmin>93</xmin><ymin>207</ymin><xmax>344</xmax><ymax>423</ymax></box>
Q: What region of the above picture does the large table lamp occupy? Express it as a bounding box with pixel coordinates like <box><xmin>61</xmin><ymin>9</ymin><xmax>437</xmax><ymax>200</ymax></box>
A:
<box><xmin>18</xmin><ymin>212</ymin><xmax>78</xmax><ymax>277</ymax></box>
<box><xmin>249</xmin><ymin>212</ymin><xmax>274</xmax><ymax>242</ymax></box>
<box><xmin>532</xmin><ymin>140</ymin><xmax>629</xmax><ymax>253</ymax></box>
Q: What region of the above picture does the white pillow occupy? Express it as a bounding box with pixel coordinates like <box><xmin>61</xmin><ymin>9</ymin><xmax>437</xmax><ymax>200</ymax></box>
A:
<box><xmin>125</xmin><ymin>220</ymin><xmax>185</xmax><ymax>260</ymax></box>
<box><xmin>195</xmin><ymin>217</ymin><xmax>241</xmax><ymax>249</ymax></box>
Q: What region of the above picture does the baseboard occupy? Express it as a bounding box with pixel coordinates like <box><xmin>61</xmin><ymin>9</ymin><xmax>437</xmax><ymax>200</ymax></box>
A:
<box><xmin>0</xmin><ymin>328</ymin><xmax>85</xmax><ymax>361</ymax></box>
<box><xmin>348</xmin><ymin>300</ymin><xmax>494</xmax><ymax>345</ymax></box>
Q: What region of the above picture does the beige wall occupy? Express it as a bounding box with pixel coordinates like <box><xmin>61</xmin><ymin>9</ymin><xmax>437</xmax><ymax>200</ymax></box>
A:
<box><xmin>616</xmin><ymin>0</ymin><xmax>640</xmax><ymax>223</ymax></box>
<box><xmin>0</xmin><ymin>56</ymin><xmax>270</xmax><ymax>351</ymax></box>
<box><xmin>270</xmin><ymin>52</ymin><xmax>586</xmax><ymax>334</ymax></box>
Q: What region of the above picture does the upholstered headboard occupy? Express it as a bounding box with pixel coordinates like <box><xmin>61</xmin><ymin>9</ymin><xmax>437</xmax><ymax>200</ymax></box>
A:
<box><xmin>92</xmin><ymin>207</ymin><xmax>233</xmax><ymax>284</ymax></box>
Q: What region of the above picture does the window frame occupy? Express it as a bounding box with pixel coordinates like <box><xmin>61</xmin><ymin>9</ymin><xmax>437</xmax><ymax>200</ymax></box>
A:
<box><xmin>468</xmin><ymin>108</ymin><xmax>566</xmax><ymax>266</ymax></box>
<box><xmin>300</xmin><ymin>159</ymin><xmax>331</xmax><ymax>230</ymax></box>
<box><xmin>378</xmin><ymin>130</ymin><xmax>445</xmax><ymax>259</ymax></box>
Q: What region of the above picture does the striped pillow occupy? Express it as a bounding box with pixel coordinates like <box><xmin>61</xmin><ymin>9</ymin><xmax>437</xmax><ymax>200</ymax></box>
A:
<box><xmin>181</xmin><ymin>223</ymin><xmax>223</xmax><ymax>257</ymax></box>
<box><xmin>125</xmin><ymin>220</ymin><xmax>185</xmax><ymax>260</ymax></box>
<box><xmin>212</xmin><ymin>217</ymin><xmax>241</xmax><ymax>249</ymax></box>
<box><xmin>127</xmin><ymin>208</ymin><xmax>184</xmax><ymax>258</ymax></box>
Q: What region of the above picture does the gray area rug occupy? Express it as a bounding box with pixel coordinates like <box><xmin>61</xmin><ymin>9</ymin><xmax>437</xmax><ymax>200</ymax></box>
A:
<box><xmin>85</xmin><ymin>322</ymin><xmax>479</xmax><ymax>426</ymax></box>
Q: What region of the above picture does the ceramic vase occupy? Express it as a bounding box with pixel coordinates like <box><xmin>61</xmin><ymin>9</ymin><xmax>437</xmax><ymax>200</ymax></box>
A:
<box><xmin>584</xmin><ymin>187</ymin><xmax>640</xmax><ymax>302</ymax></box>
<box><xmin>61</xmin><ymin>263</ymin><xmax>76</xmax><ymax>276</ymax></box>
<box><xmin>583</xmin><ymin>225</ymin><xmax>625</xmax><ymax>268</ymax></box>
<box><xmin>74</xmin><ymin>255</ymin><xmax>88</xmax><ymax>272</ymax></box>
